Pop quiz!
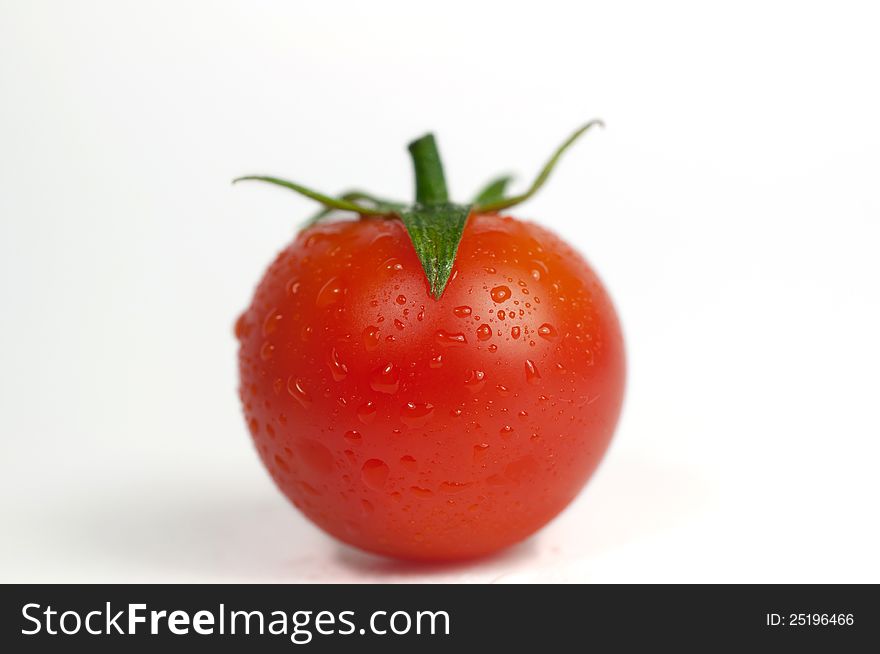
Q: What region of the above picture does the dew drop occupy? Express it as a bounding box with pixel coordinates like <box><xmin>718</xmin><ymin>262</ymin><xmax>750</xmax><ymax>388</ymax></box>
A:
<box><xmin>286</xmin><ymin>377</ymin><xmax>312</xmax><ymax>408</ymax></box>
<box><xmin>262</xmin><ymin>308</ymin><xmax>283</xmax><ymax>336</ymax></box>
<box><xmin>286</xmin><ymin>279</ymin><xmax>301</xmax><ymax>296</ymax></box>
<box><xmin>410</xmin><ymin>486</ymin><xmax>434</xmax><ymax>498</ymax></box>
<box><xmin>260</xmin><ymin>341</ymin><xmax>275</xmax><ymax>361</ymax></box>
<box><xmin>361</xmin><ymin>459</ymin><xmax>390</xmax><ymax>490</ymax></box>
<box><xmin>440</xmin><ymin>481</ymin><xmax>472</xmax><ymax>494</ymax></box>
<box><xmin>435</xmin><ymin>329</ymin><xmax>467</xmax><ymax>347</ymax></box>
<box><xmin>400</xmin><ymin>402</ymin><xmax>435</xmax><ymax>427</ymax></box>
<box><xmin>298</xmin><ymin>481</ymin><xmax>321</xmax><ymax>496</ymax></box>
<box><xmin>429</xmin><ymin>353</ymin><xmax>443</xmax><ymax>369</ymax></box>
<box><xmin>380</xmin><ymin>257</ymin><xmax>404</xmax><ymax>273</ymax></box>
<box><xmin>316</xmin><ymin>276</ymin><xmax>344</xmax><ymax>308</ymax></box>
<box><xmin>524</xmin><ymin>359</ymin><xmax>541</xmax><ymax>384</ymax></box>
<box><xmin>370</xmin><ymin>362</ymin><xmax>400</xmax><ymax>394</ymax></box>
<box><xmin>328</xmin><ymin>347</ymin><xmax>349</xmax><ymax>381</ymax></box>
<box><xmin>464</xmin><ymin>369</ymin><xmax>487</xmax><ymax>393</ymax></box>
<box><xmin>530</xmin><ymin>260</ymin><xmax>549</xmax><ymax>282</ymax></box>
<box><xmin>496</xmin><ymin>384</ymin><xmax>510</xmax><ymax>396</ymax></box>
<box><xmin>538</xmin><ymin>323</ymin><xmax>557</xmax><ymax>339</ymax></box>
<box><xmin>274</xmin><ymin>454</ymin><xmax>290</xmax><ymax>473</ymax></box>
<box><xmin>488</xmin><ymin>344</ymin><xmax>498</xmax><ymax>353</ymax></box>
<box><xmin>393</xmin><ymin>318</ymin><xmax>405</xmax><ymax>330</ymax></box>
<box><xmin>344</xmin><ymin>430</ymin><xmax>362</xmax><ymax>443</ymax></box>
<box><xmin>497</xmin><ymin>310</ymin><xmax>506</xmax><ymax>320</ymax></box>
<box><xmin>357</xmin><ymin>401</ymin><xmax>377</xmax><ymax>424</ymax></box>
<box><xmin>453</xmin><ymin>305</ymin><xmax>472</xmax><ymax>318</ymax></box>
<box><xmin>476</xmin><ymin>324</ymin><xmax>493</xmax><ymax>341</ymax></box>
<box><xmin>490</xmin><ymin>285</ymin><xmax>512</xmax><ymax>303</ymax></box>
<box><xmin>500</xmin><ymin>425</ymin><xmax>515</xmax><ymax>438</ymax></box>
<box><xmin>511</xmin><ymin>326</ymin><xmax>521</xmax><ymax>339</ymax></box>
<box><xmin>400</xmin><ymin>454</ymin><xmax>417</xmax><ymax>471</ymax></box>
<box><xmin>362</xmin><ymin>325</ymin><xmax>380</xmax><ymax>351</ymax></box>
<box><xmin>473</xmin><ymin>443</ymin><xmax>490</xmax><ymax>463</ymax></box>
<box><xmin>234</xmin><ymin>313</ymin><xmax>251</xmax><ymax>341</ymax></box>
<box><xmin>396</xmin><ymin>294</ymin><xmax>407</xmax><ymax>305</ymax></box>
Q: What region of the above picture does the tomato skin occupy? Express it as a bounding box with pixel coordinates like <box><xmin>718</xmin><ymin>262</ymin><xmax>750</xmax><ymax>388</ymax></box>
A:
<box><xmin>237</xmin><ymin>213</ymin><xmax>625</xmax><ymax>560</ymax></box>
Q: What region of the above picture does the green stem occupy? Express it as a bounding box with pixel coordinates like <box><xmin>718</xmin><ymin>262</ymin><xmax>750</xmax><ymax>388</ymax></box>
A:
<box><xmin>407</xmin><ymin>134</ymin><xmax>449</xmax><ymax>205</ymax></box>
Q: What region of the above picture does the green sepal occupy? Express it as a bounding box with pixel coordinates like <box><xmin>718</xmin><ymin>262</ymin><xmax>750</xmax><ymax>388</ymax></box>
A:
<box><xmin>399</xmin><ymin>203</ymin><xmax>472</xmax><ymax>299</ymax></box>
<box><xmin>472</xmin><ymin>175</ymin><xmax>514</xmax><ymax>205</ymax></box>
<box><xmin>232</xmin><ymin>176</ymin><xmax>387</xmax><ymax>216</ymax></box>
<box><xmin>475</xmin><ymin>120</ymin><xmax>604</xmax><ymax>213</ymax></box>
<box><xmin>304</xmin><ymin>190</ymin><xmax>405</xmax><ymax>227</ymax></box>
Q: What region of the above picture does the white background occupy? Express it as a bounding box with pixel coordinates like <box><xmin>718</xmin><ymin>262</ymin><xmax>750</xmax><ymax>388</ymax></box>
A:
<box><xmin>1</xmin><ymin>0</ymin><xmax>878</xmax><ymax>583</ymax></box>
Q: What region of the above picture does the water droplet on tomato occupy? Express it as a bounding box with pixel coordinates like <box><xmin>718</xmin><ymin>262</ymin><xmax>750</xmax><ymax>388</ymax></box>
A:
<box><xmin>435</xmin><ymin>329</ymin><xmax>467</xmax><ymax>347</ymax></box>
<box><xmin>357</xmin><ymin>401</ymin><xmax>377</xmax><ymax>424</ymax></box>
<box><xmin>328</xmin><ymin>347</ymin><xmax>349</xmax><ymax>381</ymax></box>
<box><xmin>286</xmin><ymin>279</ymin><xmax>301</xmax><ymax>296</ymax></box>
<box><xmin>361</xmin><ymin>459</ymin><xmax>389</xmax><ymax>490</ymax></box>
<box><xmin>538</xmin><ymin>323</ymin><xmax>557</xmax><ymax>339</ymax></box>
<box><xmin>496</xmin><ymin>384</ymin><xmax>510</xmax><ymax>396</ymax></box>
<box><xmin>396</xmin><ymin>294</ymin><xmax>407</xmax><ymax>305</ymax></box>
<box><xmin>344</xmin><ymin>430</ymin><xmax>362</xmax><ymax>443</ymax></box>
<box><xmin>393</xmin><ymin>318</ymin><xmax>405</xmax><ymax>330</ymax></box>
<box><xmin>410</xmin><ymin>486</ymin><xmax>433</xmax><ymax>498</ymax></box>
<box><xmin>524</xmin><ymin>359</ymin><xmax>541</xmax><ymax>384</ymax></box>
<box><xmin>362</xmin><ymin>325</ymin><xmax>380</xmax><ymax>351</ymax></box>
<box><xmin>234</xmin><ymin>313</ymin><xmax>251</xmax><ymax>341</ymax></box>
<box><xmin>400</xmin><ymin>402</ymin><xmax>434</xmax><ymax>427</ymax></box>
<box><xmin>429</xmin><ymin>353</ymin><xmax>443</xmax><ymax>368</ymax></box>
<box><xmin>464</xmin><ymin>369</ymin><xmax>487</xmax><ymax>393</ymax></box>
<box><xmin>453</xmin><ymin>305</ymin><xmax>472</xmax><ymax>318</ymax></box>
<box><xmin>476</xmin><ymin>324</ymin><xmax>492</xmax><ymax>341</ymax></box>
<box><xmin>316</xmin><ymin>276</ymin><xmax>344</xmax><ymax>308</ymax></box>
<box><xmin>440</xmin><ymin>481</ymin><xmax>471</xmax><ymax>494</ymax></box>
<box><xmin>400</xmin><ymin>454</ymin><xmax>417</xmax><ymax>471</ymax></box>
<box><xmin>490</xmin><ymin>285</ymin><xmax>511</xmax><ymax>303</ymax></box>
<box><xmin>380</xmin><ymin>257</ymin><xmax>404</xmax><ymax>273</ymax></box>
<box><xmin>500</xmin><ymin>425</ymin><xmax>515</xmax><ymax>437</ymax></box>
<box><xmin>370</xmin><ymin>363</ymin><xmax>400</xmax><ymax>394</ymax></box>
<box><xmin>530</xmin><ymin>260</ymin><xmax>549</xmax><ymax>281</ymax></box>
<box><xmin>286</xmin><ymin>377</ymin><xmax>312</xmax><ymax>408</ymax></box>
<box><xmin>511</xmin><ymin>326</ymin><xmax>521</xmax><ymax>339</ymax></box>
<box><xmin>260</xmin><ymin>341</ymin><xmax>275</xmax><ymax>361</ymax></box>
<box><xmin>473</xmin><ymin>443</ymin><xmax>489</xmax><ymax>463</ymax></box>
<box><xmin>273</xmin><ymin>454</ymin><xmax>290</xmax><ymax>473</ymax></box>
<box><xmin>262</xmin><ymin>308</ymin><xmax>283</xmax><ymax>336</ymax></box>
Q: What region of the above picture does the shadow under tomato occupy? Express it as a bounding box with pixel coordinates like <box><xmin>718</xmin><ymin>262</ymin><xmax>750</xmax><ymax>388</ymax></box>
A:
<box><xmin>69</xmin><ymin>451</ymin><xmax>711</xmax><ymax>582</ymax></box>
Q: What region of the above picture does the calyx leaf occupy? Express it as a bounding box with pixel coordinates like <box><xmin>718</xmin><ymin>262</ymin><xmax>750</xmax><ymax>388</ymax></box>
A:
<box><xmin>399</xmin><ymin>203</ymin><xmax>472</xmax><ymax>300</ymax></box>
<box><xmin>234</xmin><ymin>120</ymin><xmax>603</xmax><ymax>302</ymax></box>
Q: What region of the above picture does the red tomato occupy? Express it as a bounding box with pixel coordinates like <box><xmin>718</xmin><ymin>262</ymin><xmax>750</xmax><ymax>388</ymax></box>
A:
<box><xmin>236</xmin><ymin>212</ymin><xmax>625</xmax><ymax>560</ymax></box>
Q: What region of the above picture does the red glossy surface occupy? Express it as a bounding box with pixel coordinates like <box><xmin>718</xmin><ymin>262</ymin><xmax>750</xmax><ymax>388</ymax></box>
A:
<box><xmin>237</xmin><ymin>213</ymin><xmax>625</xmax><ymax>560</ymax></box>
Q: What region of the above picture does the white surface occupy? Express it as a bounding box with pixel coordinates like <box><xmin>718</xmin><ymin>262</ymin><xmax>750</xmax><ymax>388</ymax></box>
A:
<box><xmin>1</xmin><ymin>0</ymin><xmax>879</xmax><ymax>583</ymax></box>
